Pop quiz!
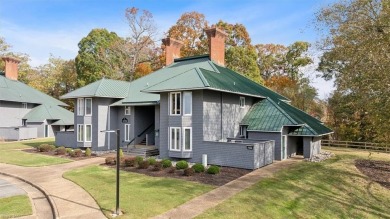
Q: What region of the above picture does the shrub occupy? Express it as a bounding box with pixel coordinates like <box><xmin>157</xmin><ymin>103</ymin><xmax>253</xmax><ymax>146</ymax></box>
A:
<box><xmin>66</xmin><ymin>148</ymin><xmax>73</xmax><ymax>154</ymax></box>
<box><xmin>162</xmin><ymin>159</ymin><xmax>172</xmax><ymax>168</ymax></box>
<box><xmin>85</xmin><ymin>148</ymin><xmax>92</xmax><ymax>157</ymax></box>
<box><xmin>124</xmin><ymin>157</ymin><xmax>136</xmax><ymax>167</ymax></box>
<box><xmin>167</xmin><ymin>166</ymin><xmax>176</xmax><ymax>173</ymax></box>
<box><xmin>207</xmin><ymin>165</ymin><xmax>220</xmax><ymax>174</ymax></box>
<box><xmin>192</xmin><ymin>163</ymin><xmax>205</xmax><ymax>173</ymax></box>
<box><xmin>69</xmin><ymin>150</ymin><xmax>75</xmax><ymax>157</ymax></box>
<box><xmin>73</xmin><ymin>149</ymin><xmax>82</xmax><ymax>157</ymax></box>
<box><xmin>105</xmin><ymin>157</ymin><xmax>116</xmax><ymax>165</ymax></box>
<box><xmin>135</xmin><ymin>156</ymin><xmax>144</xmax><ymax>166</ymax></box>
<box><xmin>176</xmin><ymin>160</ymin><xmax>189</xmax><ymax>170</ymax></box>
<box><xmin>153</xmin><ymin>162</ymin><xmax>163</xmax><ymax>171</ymax></box>
<box><xmin>148</xmin><ymin>157</ymin><xmax>157</xmax><ymax>165</ymax></box>
<box><xmin>139</xmin><ymin>160</ymin><xmax>150</xmax><ymax>169</ymax></box>
<box><xmin>55</xmin><ymin>146</ymin><xmax>66</xmax><ymax>155</ymax></box>
<box><xmin>184</xmin><ymin>168</ymin><xmax>194</xmax><ymax>176</ymax></box>
<box><xmin>37</xmin><ymin>144</ymin><xmax>56</xmax><ymax>152</ymax></box>
<box><xmin>119</xmin><ymin>149</ymin><xmax>124</xmax><ymax>159</ymax></box>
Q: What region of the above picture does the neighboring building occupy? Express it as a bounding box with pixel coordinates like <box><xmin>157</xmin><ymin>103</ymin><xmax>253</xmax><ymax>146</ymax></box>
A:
<box><xmin>58</xmin><ymin>28</ymin><xmax>332</xmax><ymax>169</ymax></box>
<box><xmin>0</xmin><ymin>57</ymin><xmax>73</xmax><ymax>141</ymax></box>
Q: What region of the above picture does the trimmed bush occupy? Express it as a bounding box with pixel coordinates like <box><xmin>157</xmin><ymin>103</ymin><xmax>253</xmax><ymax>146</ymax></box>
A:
<box><xmin>55</xmin><ymin>146</ymin><xmax>66</xmax><ymax>155</ymax></box>
<box><xmin>176</xmin><ymin>160</ymin><xmax>189</xmax><ymax>170</ymax></box>
<box><xmin>73</xmin><ymin>149</ymin><xmax>82</xmax><ymax>157</ymax></box>
<box><xmin>162</xmin><ymin>159</ymin><xmax>172</xmax><ymax>168</ymax></box>
<box><xmin>139</xmin><ymin>160</ymin><xmax>150</xmax><ymax>169</ymax></box>
<box><xmin>37</xmin><ymin>144</ymin><xmax>56</xmax><ymax>152</ymax></box>
<box><xmin>135</xmin><ymin>156</ymin><xmax>144</xmax><ymax>166</ymax></box>
<box><xmin>148</xmin><ymin>157</ymin><xmax>157</xmax><ymax>165</ymax></box>
<box><xmin>105</xmin><ymin>157</ymin><xmax>116</xmax><ymax>165</ymax></box>
<box><xmin>167</xmin><ymin>166</ymin><xmax>176</xmax><ymax>173</ymax></box>
<box><xmin>124</xmin><ymin>157</ymin><xmax>136</xmax><ymax>167</ymax></box>
<box><xmin>184</xmin><ymin>168</ymin><xmax>194</xmax><ymax>176</ymax></box>
<box><xmin>85</xmin><ymin>148</ymin><xmax>92</xmax><ymax>157</ymax></box>
<box><xmin>66</xmin><ymin>148</ymin><xmax>73</xmax><ymax>154</ymax></box>
<box><xmin>207</xmin><ymin>165</ymin><xmax>220</xmax><ymax>174</ymax></box>
<box><xmin>153</xmin><ymin>162</ymin><xmax>163</xmax><ymax>171</ymax></box>
<box><xmin>192</xmin><ymin>163</ymin><xmax>205</xmax><ymax>173</ymax></box>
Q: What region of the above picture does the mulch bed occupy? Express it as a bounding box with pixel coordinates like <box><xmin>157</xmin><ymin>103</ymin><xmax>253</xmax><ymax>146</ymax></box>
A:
<box><xmin>22</xmin><ymin>148</ymin><xmax>96</xmax><ymax>161</ymax></box>
<box><xmin>355</xmin><ymin>159</ymin><xmax>390</xmax><ymax>189</ymax></box>
<box><xmin>105</xmin><ymin>164</ymin><xmax>251</xmax><ymax>186</ymax></box>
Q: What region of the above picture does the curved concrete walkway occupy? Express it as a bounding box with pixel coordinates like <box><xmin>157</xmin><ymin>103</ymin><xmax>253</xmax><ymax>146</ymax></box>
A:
<box><xmin>0</xmin><ymin>157</ymin><xmax>106</xmax><ymax>219</ymax></box>
<box><xmin>153</xmin><ymin>159</ymin><xmax>300</xmax><ymax>219</ymax></box>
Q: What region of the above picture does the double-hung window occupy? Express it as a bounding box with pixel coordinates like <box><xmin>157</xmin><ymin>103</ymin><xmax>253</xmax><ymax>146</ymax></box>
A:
<box><xmin>77</xmin><ymin>124</ymin><xmax>84</xmax><ymax>142</ymax></box>
<box><xmin>183</xmin><ymin>92</ymin><xmax>192</xmax><ymax>115</ymax></box>
<box><xmin>77</xmin><ymin>98</ymin><xmax>84</xmax><ymax>115</ymax></box>
<box><xmin>124</xmin><ymin>106</ymin><xmax>131</xmax><ymax>115</ymax></box>
<box><xmin>124</xmin><ymin>124</ymin><xmax>131</xmax><ymax>142</ymax></box>
<box><xmin>183</xmin><ymin>128</ymin><xmax>192</xmax><ymax>151</ymax></box>
<box><xmin>85</xmin><ymin>98</ymin><xmax>92</xmax><ymax>116</ymax></box>
<box><xmin>170</xmin><ymin>92</ymin><xmax>181</xmax><ymax>115</ymax></box>
<box><xmin>170</xmin><ymin>127</ymin><xmax>181</xmax><ymax>151</ymax></box>
<box><xmin>85</xmin><ymin>124</ymin><xmax>92</xmax><ymax>142</ymax></box>
<box><xmin>240</xmin><ymin>97</ymin><xmax>245</xmax><ymax>108</ymax></box>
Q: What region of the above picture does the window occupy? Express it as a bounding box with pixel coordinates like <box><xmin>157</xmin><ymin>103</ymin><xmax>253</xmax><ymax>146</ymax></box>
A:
<box><xmin>240</xmin><ymin>97</ymin><xmax>245</xmax><ymax>108</ymax></box>
<box><xmin>124</xmin><ymin>124</ymin><xmax>131</xmax><ymax>141</ymax></box>
<box><xmin>85</xmin><ymin>124</ymin><xmax>92</xmax><ymax>142</ymax></box>
<box><xmin>124</xmin><ymin>106</ymin><xmax>131</xmax><ymax>115</ymax></box>
<box><xmin>85</xmin><ymin>98</ymin><xmax>92</xmax><ymax>116</ymax></box>
<box><xmin>170</xmin><ymin>92</ymin><xmax>181</xmax><ymax>115</ymax></box>
<box><xmin>183</xmin><ymin>128</ymin><xmax>192</xmax><ymax>151</ymax></box>
<box><xmin>183</xmin><ymin>92</ymin><xmax>192</xmax><ymax>115</ymax></box>
<box><xmin>239</xmin><ymin>125</ymin><xmax>247</xmax><ymax>138</ymax></box>
<box><xmin>77</xmin><ymin>98</ymin><xmax>84</xmax><ymax>116</ymax></box>
<box><xmin>22</xmin><ymin>103</ymin><xmax>27</xmax><ymax>109</ymax></box>
<box><xmin>77</xmin><ymin>124</ymin><xmax>84</xmax><ymax>142</ymax></box>
<box><xmin>170</xmin><ymin>127</ymin><xmax>181</xmax><ymax>151</ymax></box>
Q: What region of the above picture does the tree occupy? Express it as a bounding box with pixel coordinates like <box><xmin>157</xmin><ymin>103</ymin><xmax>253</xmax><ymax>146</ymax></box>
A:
<box><xmin>315</xmin><ymin>0</ymin><xmax>390</xmax><ymax>142</ymax></box>
<box><xmin>167</xmin><ymin>11</ymin><xmax>209</xmax><ymax>57</ymax></box>
<box><xmin>256</xmin><ymin>44</ymin><xmax>288</xmax><ymax>80</ymax></box>
<box><xmin>75</xmin><ymin>29</ymin><xmax>124</xmax><ymax>86</ymax></box>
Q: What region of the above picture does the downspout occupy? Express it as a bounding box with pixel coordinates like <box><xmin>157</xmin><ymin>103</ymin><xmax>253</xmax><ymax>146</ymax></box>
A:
<box><xmin>220</xmin><ymin>92</ymin><xmax>223</xmax><ymax>140</ymax></box>
<box><xmin>108</xmin><ymin>105</ymin><xmax>111</xmax><ymax>150</ymax></box>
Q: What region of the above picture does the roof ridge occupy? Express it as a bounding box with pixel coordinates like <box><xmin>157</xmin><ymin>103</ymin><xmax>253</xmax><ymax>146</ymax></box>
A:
<box><xmin>194</xmin><ymin>67</ymin><xmax>210</xmax><ymax>87</ymax></box>
<box><xmin>94</xmin><ymin>78</ymin><xmax>104</xmax><ymax>96</ymax></box>
<box><xmin>174</xmin><ymin>54</ymin><xmax>210</xmax><ymax>62</ymax></box>
<box><xmin>266</xmin><ymin>98</ymin><xmax>297</xmax><ymax>125</ymax></box>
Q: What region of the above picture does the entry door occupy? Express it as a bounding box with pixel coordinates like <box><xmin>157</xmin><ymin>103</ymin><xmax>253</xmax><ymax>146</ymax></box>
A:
<box><xmin>281</xmin><ymin>135</ymin><xmax>287</xmax><ymax>159</ymax></box>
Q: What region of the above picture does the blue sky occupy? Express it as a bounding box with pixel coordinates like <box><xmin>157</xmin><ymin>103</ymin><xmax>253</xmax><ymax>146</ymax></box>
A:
<box><xmin>0</xmin><ymin>0</ymin><xmax>336</xmax><ymax>98</ymax></box>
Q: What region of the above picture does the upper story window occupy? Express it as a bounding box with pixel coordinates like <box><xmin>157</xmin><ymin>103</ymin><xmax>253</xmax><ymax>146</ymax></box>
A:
<box><xmin>183</xmin><ymin>92</ymin><xmax>192</xmax><ymax>116</ymax></box>
<box><xmin>170</xmin><ymin>92</ymin><xmax>181</xmax><ymax>115</ymax></box>
<box><xmin>22</xmin><ymin>103</ymin><xmax>27</xmax><ymax>109</ymax></box>
<box><xmin>85</xmin><ymin>98</ymin><xmax>92</xmax><ymax>116</ymax></box>
<box><xmin>77</xmin><ymin>98</ymin><xmax>84</xmax><ymax>116</ymax></box>
<box><xmin>240</xmin><ymin>97</ymin><xmax>245</xmax><ymax>108</ymax></box>
<box><xmin>125</xmin><ymin>106</ymin><xmax>131</xmax><ymax>115</ymax></box>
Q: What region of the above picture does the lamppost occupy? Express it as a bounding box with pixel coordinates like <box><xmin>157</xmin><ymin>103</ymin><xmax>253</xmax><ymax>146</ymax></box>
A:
<box><xmin>101</xmin><ymin>129</ymin><xmax>121</xmax><ymax>216</ymax></box>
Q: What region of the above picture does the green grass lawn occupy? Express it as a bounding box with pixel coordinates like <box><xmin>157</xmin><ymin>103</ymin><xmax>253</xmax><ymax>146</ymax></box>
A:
<box><xmin>0</xmin><ymin>195</ymin><xmax>32</xmax><ymax>218</ymax></box>
<box><xmin>197</xmin><ymin>148</ymin><xmax>390</xmax><ymax>219</ymax></box>
<box><xmin>64</xmin><ymin>165</ymin><xmax>214</xmax><ymax>218</ymax></box>
<box><xmin>0</xmin><ymin>138</ymin><xmax>72</xmax><ymax>166</ymax></box>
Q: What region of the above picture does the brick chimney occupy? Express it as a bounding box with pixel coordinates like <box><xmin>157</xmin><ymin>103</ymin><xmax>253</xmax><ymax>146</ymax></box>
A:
<box><xmin>205</xmin><ymin>27</ymin><xmax>227</xmax><ymax>66</ymax></box>
<box><xmin>162</xmin><ymin>38</ymin><xmax>184</xmax><ymax>66</ymax></box>
<box><xmin>2</xmin><ymin>56</ymin><xmax>20</xmax><ymax>80</ymax></box>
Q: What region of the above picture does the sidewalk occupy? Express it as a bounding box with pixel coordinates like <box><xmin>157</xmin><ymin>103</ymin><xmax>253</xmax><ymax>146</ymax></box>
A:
<box><xmin>153</xmin><ymin>159</ymin><xmax>299</xmax><ymax>219</ymax></box>
<box><xmin>0</xmin><ymin>157</ymin><xmax>107</xmax><ymax>219</ymax></box>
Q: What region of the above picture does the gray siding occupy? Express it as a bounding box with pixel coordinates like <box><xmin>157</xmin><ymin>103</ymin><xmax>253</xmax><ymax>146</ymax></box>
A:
<box><xmin>55</xmin><ymin>131</ymin><xmax>75</xmax><ymax>147</ymax></box>
<box><xmin>0</xmin><ymin>127</ymin><xmax>37</xmax><ymax>140</ymax></box>
<box><xmin>0</xmin><ymin>101</ymin><xmax>34</xmax><ymax>127</ymax></box>
<box><xmin>287</xmin><ymin>136</ymin><xmax>299</xmax><ymax>157</ymax></box>
<box><xmin>248</xmin><ymin>131</ymin><xmax>282</xmax><ymax>160</ymax></box>
<box><xmin>303</xmin><ymin>136</ymin><xmax>321</xmax><ymax>158</ymax></box>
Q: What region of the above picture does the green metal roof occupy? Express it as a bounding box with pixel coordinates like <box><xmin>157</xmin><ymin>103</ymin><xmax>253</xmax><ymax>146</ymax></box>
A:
<box><xmin>0</xmin><ymin>75</ymin><xmax>67</xmax><ymax>106</ymax></box>
<box><xmin>241</xmin><ymin>98</ymin><xmax>333</xmax><ymax>136</ymax></box>
<box><xmin>61</xmin><ymin>78</ymin><xmax>130</xmax><ymax>99</ymax></box>
<box><xmin>23</xmin><ymin>104</ymin><xmax>74</xmax><ymax>125</ymax></box>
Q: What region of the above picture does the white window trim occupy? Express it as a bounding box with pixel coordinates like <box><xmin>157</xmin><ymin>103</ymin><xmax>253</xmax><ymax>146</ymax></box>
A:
<box><xmin>169</xmin><ymin>92</ymin><xmax>181</xmax><ymax>116</ymax></box>
<box><xmin>169</xmin><ymin>127</ymin><xmax>181</xmax><ymax>151</ymax></box>
<box><xmin>22</xmin><ymin>103</ymin><xmax>27</xmax><ymax>109</ymax></box>
<box><xmin>124</xmin><ymin>124</ymin><xmax>131</xmax><ymax>142</ymax></box>
<box><xmin>183</xmin><ymin>91</ymin><xmax>192</xmax><ymax>116</ymax></box>
<box><xmin>77</xmin><ymin>124</ymin><xmax>84</xmax><ymax>142</ymax></box>
<box><xmin>77</xmin><ymin>98</ymin><xmax>84</xmax><ymax>116</ymax></box>
<box><xmin>85</xmin><ymin>124</ymin><xmax>92</xmax><ymax>142</ymax></box>
<box><xmin>183</xmin><ymin>127</ymin><xmax>192</xmax><ymax>151</ymax></box>
<box><xmin>240</xmin><ymin>96</ymin><xmax>245</xmax><ymax>108</ymax></box>
<box><xmin>124</xmin><ymin>106</ymin><xmax>131</xmax><ymax>115</ymax></box>
<box><xmin>85</xmin><ymin>98</ymin><xmax>92</xmax><ymax>116</ymax></box>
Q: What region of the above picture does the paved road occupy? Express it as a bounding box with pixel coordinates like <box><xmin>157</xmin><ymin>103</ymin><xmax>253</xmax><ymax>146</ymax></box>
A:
<box><xmin>0</xmin><ymin>157</ymin><xmax>107</xmax><ymax>219</ymax></box>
